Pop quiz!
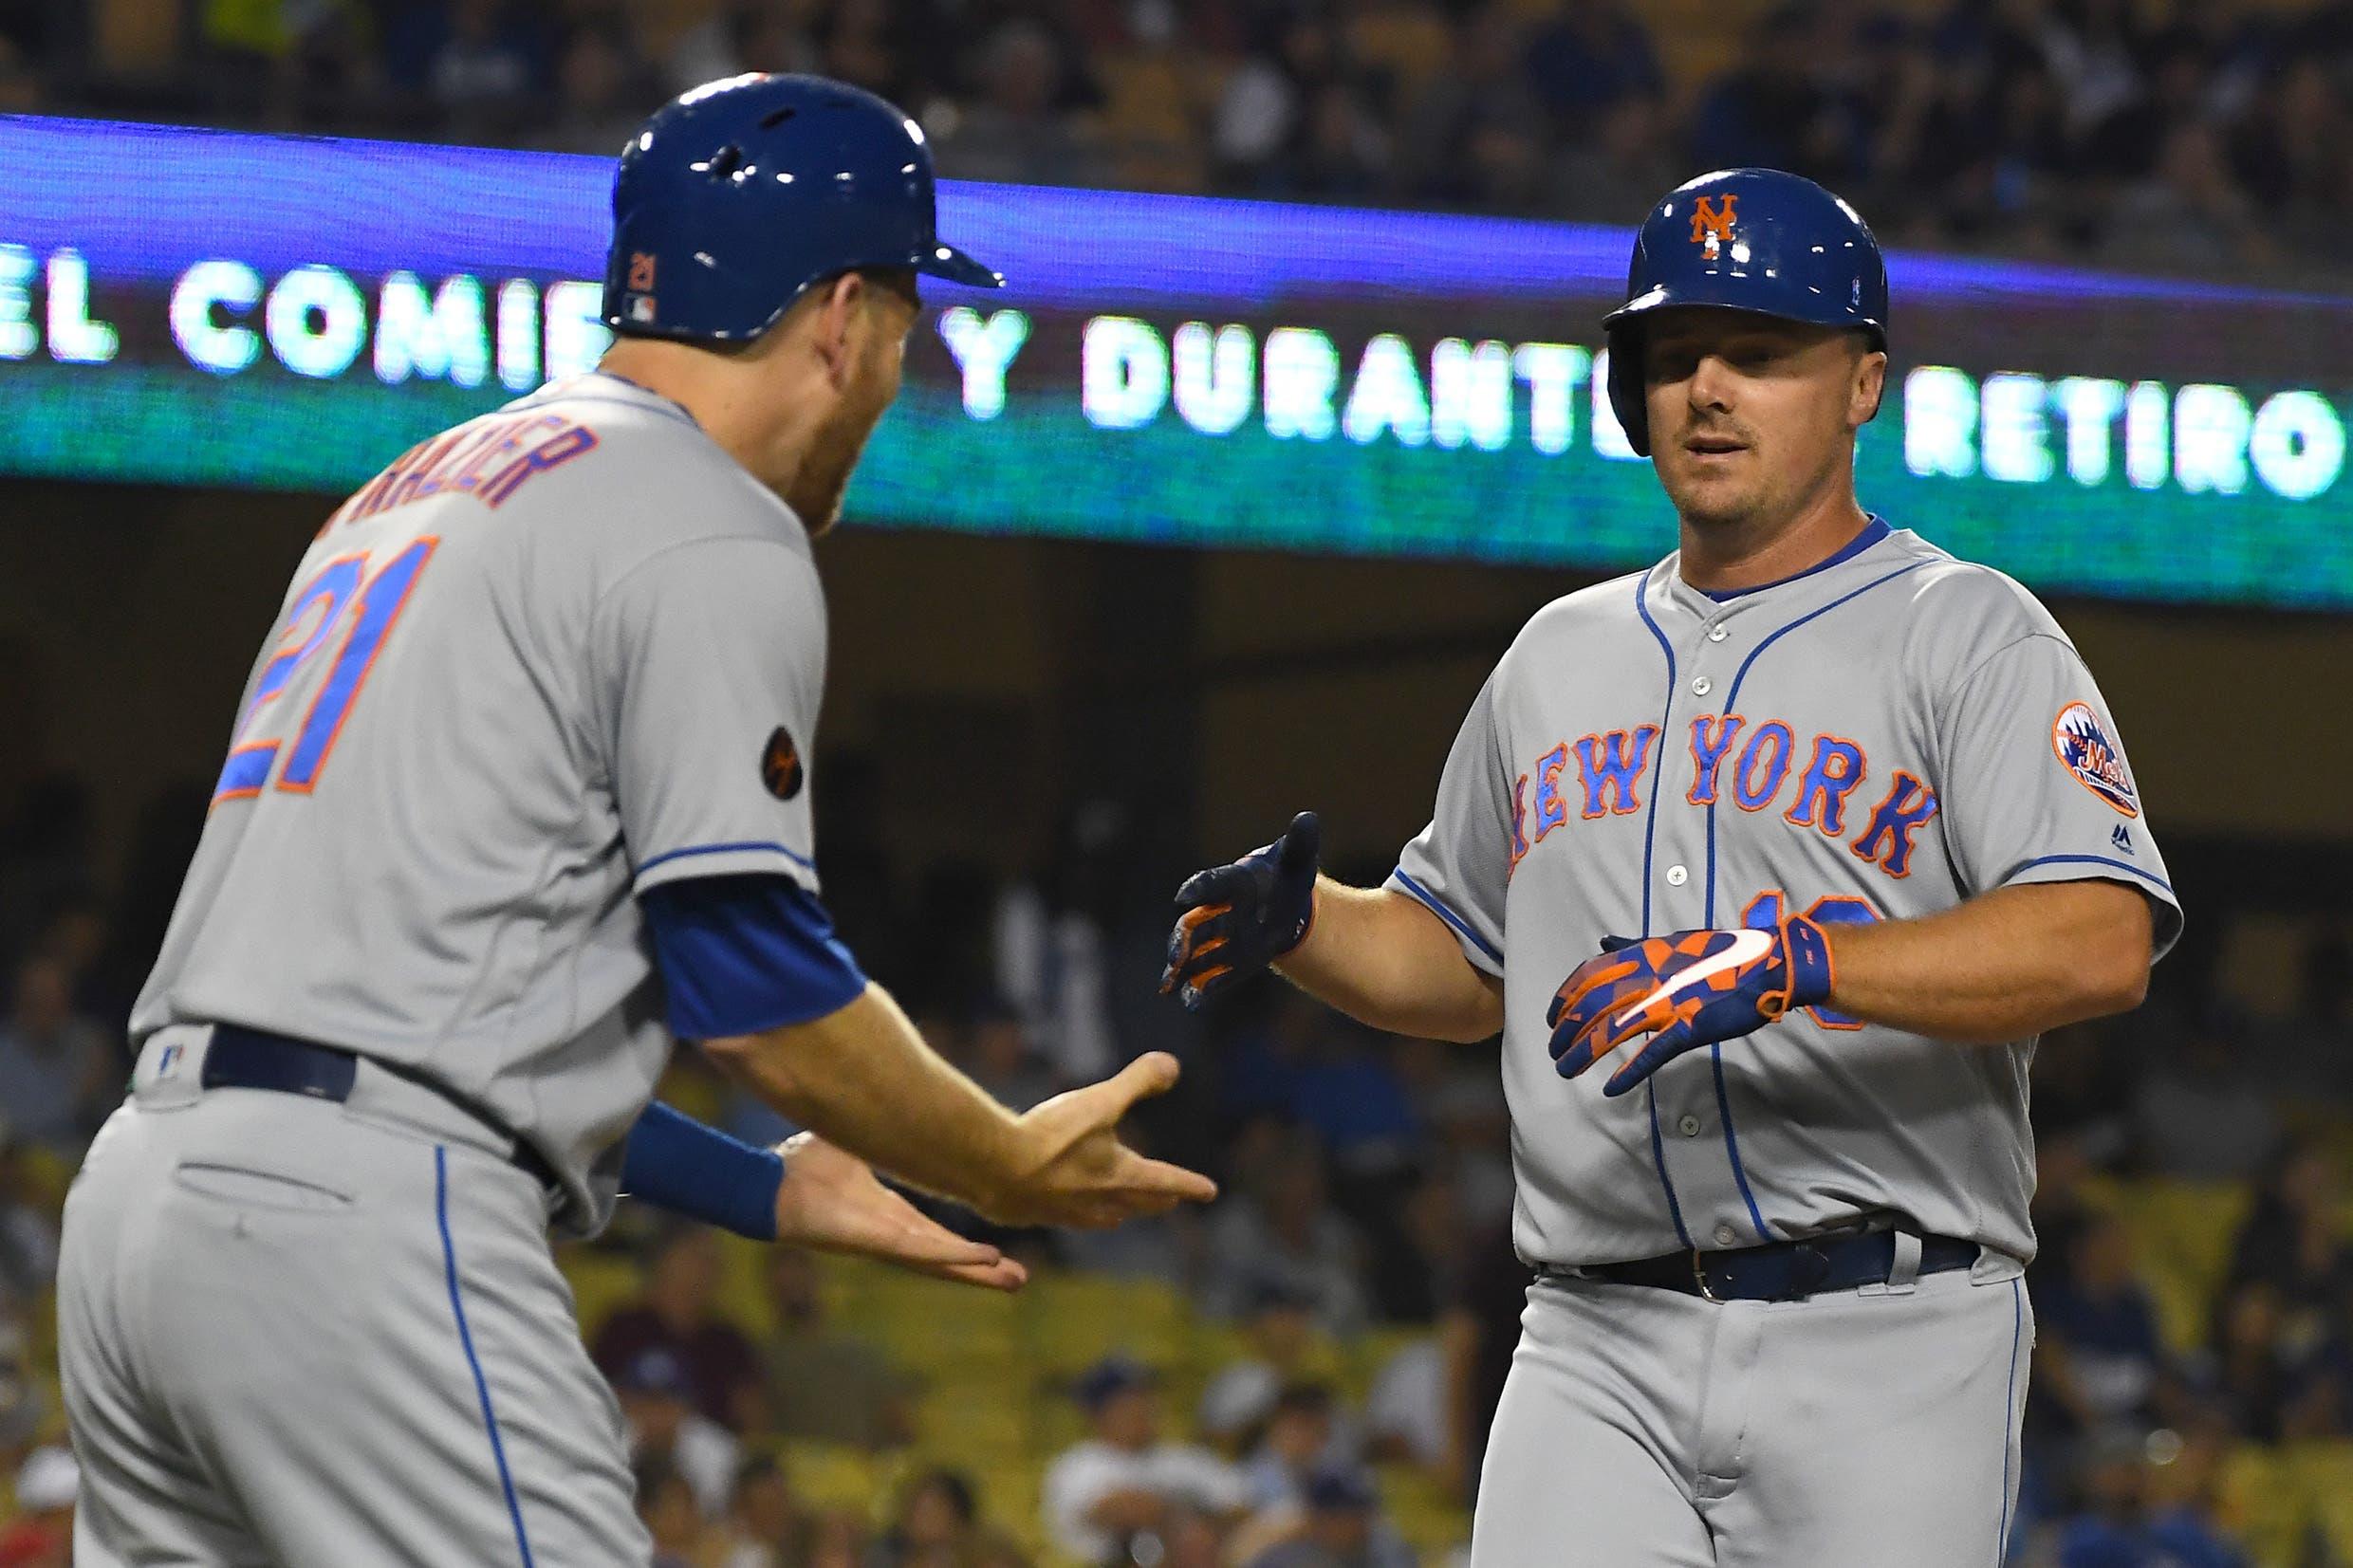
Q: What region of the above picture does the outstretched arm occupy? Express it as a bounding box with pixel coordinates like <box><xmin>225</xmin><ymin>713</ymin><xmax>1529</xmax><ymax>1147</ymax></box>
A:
<box><xmin>1276</xmin><ymin>878</ymin><xmax>1504</xmax><ymax>1043</ymax></box>
<box><xmin>1550</xmin><ymin>878</ymin><xmax>2156</xmax><ymax>1096</ymax></box>
<box><xmin>1819</xmin><ymin>878</ymin><xmax>2150</xmax><ymax>1042</ymax></box>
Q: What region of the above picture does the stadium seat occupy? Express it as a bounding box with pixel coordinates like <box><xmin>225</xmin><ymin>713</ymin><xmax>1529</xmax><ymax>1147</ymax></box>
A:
<box><xmin>1378</xmin><ymin>1461</ymin><xmax>1472</xmax><ymax>1559</ymax></box>
<box><xmin>2289</xmin><ymin>1442</ymin><xmax>2353</xmax><ymax>1567</ymax></box>
<box><xmin>781</xmin><ymin>1440</ymin><xmax>887</xmax><ymax>1518</ymax></box>
<box><xmin>1021</xmin><ymin>1271</ymin><xmax>1199</xmax><ymax>1375</ymax></box>
<box><xmin>2217</xmin><ymin>1444</ymin><xmax>2312</xmax><ymax>1568</ymax></box>
<box><xmin>2104</xmin><ymin>1179</ymin><xmax>2251</xmax><ymax>1356</ymax></box>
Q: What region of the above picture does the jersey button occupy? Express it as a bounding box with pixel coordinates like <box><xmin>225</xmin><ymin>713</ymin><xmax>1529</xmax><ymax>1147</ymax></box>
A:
<box><xmin>1692</xmin><ymin>675</ymin><xmax>1714</xmax><ymax>696</ymax></box>
<box><xmin>1665</xmin><ymin>864</ymin><xmax>1688</xmax><ymax>886</ymax></box>
<box><xmin>1708</xmin><ymin>625</ymin><xmax>1729</xmax><ymax>642</ymax></box>
<box><xmin>1677</xmin><ymin>1115</ymin><xmax>1702</xmax><ymax>1137</ymax></box>
<box><xmin>1714</xmin><ymin>1224</ymin><xmax>1740</xmax><ymax>1247</ymax></box>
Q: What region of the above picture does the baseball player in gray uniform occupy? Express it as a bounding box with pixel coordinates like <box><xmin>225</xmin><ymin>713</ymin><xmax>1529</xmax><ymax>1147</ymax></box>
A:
<box><xmin>59</xmin><ymin>75</ymin><xmax>1214</xmax><ymax>1567</ymax></box>
<box><xmin>1163</xmin><ymin>169</ymin><xmax>2179</xmax><ymax>1565</ymax></box>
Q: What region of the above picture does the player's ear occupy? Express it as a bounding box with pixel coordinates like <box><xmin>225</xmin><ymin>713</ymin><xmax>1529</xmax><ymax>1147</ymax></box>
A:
<box><xmin>808</xmin><ymin>272</ymin><xmax>867</xmax><ymax>390</ymax></box>
<box><xmin>1850</xmin><ymin>348</ymin><xmax>1887</xmax><ymax>429</ymax></box>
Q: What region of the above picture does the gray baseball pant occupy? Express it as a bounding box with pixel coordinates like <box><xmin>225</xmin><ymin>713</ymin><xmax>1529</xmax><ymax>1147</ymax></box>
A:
<box><xmin>1471</xmin><ymin>1261</ymin><xmax>2032</xmax><ymax>1566</ymax></box>
<box><xmin>57</xmin><ymin>1033</ymin><xmax>651</xmax><ymax>1566</ymax></box>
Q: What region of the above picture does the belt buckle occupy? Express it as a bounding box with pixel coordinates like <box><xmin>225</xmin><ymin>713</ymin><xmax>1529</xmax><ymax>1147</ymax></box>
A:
<box><xmin>1691</xmin><ymin>1247</ymin><xmax>1725</xmax><ymax>1302</ymax></box>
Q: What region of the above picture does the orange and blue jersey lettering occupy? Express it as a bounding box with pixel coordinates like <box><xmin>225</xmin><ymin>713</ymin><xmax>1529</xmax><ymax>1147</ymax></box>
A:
<box><xmin>1852</xmin><ymin>770</ymin><xmax>1938</xmax><ymax>877</ymax></box>
<box><xmin>1573</xmin><ymin>727</ymin><xmax>1659</xmax><ymax>818</ymax></box>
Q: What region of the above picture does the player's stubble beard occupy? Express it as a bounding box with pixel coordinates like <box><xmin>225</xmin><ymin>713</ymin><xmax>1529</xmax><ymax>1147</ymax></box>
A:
<box><xmin>787</xmin><ymin>334</ymin><xmax>901</xmax><ymax>537</ymax></box>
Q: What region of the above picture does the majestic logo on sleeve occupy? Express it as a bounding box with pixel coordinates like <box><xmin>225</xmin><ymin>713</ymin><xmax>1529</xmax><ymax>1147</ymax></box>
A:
<box><xmin>760</xmin><ymin>726</ymin><xmax>805</xmax><ymax>800</ymax></box>
<box><xmin>2052</xmin><ymin>702</ymin><xmax>2138</xmax><ymax>818</ymax></box>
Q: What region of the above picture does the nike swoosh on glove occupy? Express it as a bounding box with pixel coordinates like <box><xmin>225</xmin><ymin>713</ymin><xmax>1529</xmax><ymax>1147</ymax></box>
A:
<box><xmin>1160</xmin><ymin>812</ymin><xmax>1321</xmax><ymax>1012</ymax></box>
<box><xmin>1545</xmin><ymin>917</ymin><xmax>1835</xmax><ymax>1096</ymax></box>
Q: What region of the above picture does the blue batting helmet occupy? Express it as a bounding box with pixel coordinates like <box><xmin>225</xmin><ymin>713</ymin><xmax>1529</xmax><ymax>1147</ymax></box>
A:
<box><xmin>1601</xmin><ymin>168</ymin><xmax>1887</xmax><ymax>456</ymax></box>
<box><xmin>602</xmin><ymin>73</ymin><xmax>1001</xmax><ymax>343</ymax></box>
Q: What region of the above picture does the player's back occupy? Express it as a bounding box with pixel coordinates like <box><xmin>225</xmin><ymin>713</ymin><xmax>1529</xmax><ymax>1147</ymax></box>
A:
<box><xmin>134</xmin><ymin>373</ymin><xmax>821</xmax><ymax>1196</ymax></box>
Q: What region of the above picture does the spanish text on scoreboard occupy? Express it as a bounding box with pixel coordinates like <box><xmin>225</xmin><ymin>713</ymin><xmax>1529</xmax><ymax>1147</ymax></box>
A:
<box><xmin>2</xmin><ymin>115</ymin><xmax>2346</xmax><ymax>609</ymax></box>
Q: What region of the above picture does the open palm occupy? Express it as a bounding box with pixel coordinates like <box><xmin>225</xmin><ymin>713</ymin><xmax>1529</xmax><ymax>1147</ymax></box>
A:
<box><xmin>772</xmin><ymin>1133</ymin><xmax>1028</xmax><ymax>1292</ymax></box>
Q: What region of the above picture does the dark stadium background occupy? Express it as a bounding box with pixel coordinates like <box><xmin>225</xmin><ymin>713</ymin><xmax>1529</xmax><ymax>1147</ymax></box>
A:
<box><xmin>1</xmin><ymin>2</ymin><xmax>2351</xmax><ymax>1565</ymax></box>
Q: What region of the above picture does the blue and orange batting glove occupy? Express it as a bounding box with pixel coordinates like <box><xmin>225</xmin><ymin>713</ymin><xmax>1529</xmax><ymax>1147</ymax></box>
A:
<box><xmin>1160</xmin><ymin>812</ymin><xmax>1321</xmax><ymax>1011</ymax></box>
<box><xmin>1547</xmin><ymin>917</ymin><xmax>1835</xmax><ymax>1096</ymax></box>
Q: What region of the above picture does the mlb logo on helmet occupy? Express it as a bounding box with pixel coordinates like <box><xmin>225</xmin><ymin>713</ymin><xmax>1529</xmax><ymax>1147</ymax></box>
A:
<box><xmin>1689</xmin><ymin>194</ymin><xmax>1737</xmax><ymax>252</ymax></box>
<box><xmin>625</xmin><ymin>251</ymin><xmax>658</xmax><ymax>323</ymax></box>
<box><xmin>2052</xmin><ymin>702</ymin><xmax>2138</xmax><ymax>818</ymax></box>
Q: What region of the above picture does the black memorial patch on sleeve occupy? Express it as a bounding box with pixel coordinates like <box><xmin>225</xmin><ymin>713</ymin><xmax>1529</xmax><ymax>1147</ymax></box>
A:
<box><xmin>761</xmin><ymin>726</ymin><xmax>805</xmax><ymax>800</ymax></box>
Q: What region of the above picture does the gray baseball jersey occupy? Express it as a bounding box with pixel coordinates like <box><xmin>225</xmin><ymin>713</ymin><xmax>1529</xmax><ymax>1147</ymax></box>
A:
<box><xmin>130</xmin><ymin>370</ymin><xmax>827</xmax><ymax>1236</ymax></box>
<box><xmin>1389</xmin><ymin>521</ymin><xmax>2180</xmax><ymax>1270</ymax></box>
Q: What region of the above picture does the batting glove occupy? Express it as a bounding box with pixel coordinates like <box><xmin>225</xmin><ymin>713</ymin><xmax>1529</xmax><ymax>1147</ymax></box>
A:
<box><xmin>1160</xmin><ymin>812</ymin><xmax>1321</xmax><ymax>1012</ymax></box>
<box><xmin>1546</xmin><ymin>917</ymin><xmax>1835</xmax><ymax>1096</ymax></box>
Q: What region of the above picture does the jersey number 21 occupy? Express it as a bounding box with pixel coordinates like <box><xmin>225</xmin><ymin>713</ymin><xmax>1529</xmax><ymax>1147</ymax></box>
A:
<box><xmin>211</xmin><ymin>539</ymin><xmax>436</xmax><ymax>803</ymax></box>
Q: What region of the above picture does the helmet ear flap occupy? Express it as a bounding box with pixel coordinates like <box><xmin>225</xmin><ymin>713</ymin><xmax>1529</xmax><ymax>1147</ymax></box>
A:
<box><xmin>1605</xmin><ymin>325</ymin><xmax>1651</xmax><ymax>459</ymax></box>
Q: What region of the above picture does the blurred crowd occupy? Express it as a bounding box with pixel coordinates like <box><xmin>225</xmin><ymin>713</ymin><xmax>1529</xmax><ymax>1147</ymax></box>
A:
<box><xmin>3</xmin><ymin>0</ymin><xmax>2352</xmax><ymax>282</ymax></box>
<box><xmin>0</xmin><ymin>760</ymin><xmax>2349</xmax><ymax>1564</ymax></box>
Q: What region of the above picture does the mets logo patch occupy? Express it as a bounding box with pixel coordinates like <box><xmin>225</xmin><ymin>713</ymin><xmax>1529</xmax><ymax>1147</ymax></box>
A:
<box><xmin>760</xmin><ymin>726</ymin><xmax>805</xmax><ymax>801</ymax></box>
<box><xmin>2052</xmin><ymin>702</ymin><xmax>2138</xmax><ymax>818</ymax></box>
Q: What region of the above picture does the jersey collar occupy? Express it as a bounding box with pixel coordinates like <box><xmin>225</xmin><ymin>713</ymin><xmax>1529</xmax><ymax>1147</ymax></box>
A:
<box><xmin>1689</xmin><ymin>516</ymin><xmax>1891</xmax><ymax>602</ymax></box>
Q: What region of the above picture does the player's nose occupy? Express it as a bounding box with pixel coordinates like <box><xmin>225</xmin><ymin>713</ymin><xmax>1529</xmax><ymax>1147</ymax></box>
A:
<box><xmin>1686</xmin><ymin>354</ymin><xmax>1739</xmax><ymax>415</ymax></box>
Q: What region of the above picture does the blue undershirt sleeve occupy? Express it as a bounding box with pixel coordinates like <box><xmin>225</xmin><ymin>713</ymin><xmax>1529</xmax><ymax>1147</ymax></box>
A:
<box><xmin>639</xmin><ymin>873</ymin><xmax>868</xmax><ymax>1040</ymax></box>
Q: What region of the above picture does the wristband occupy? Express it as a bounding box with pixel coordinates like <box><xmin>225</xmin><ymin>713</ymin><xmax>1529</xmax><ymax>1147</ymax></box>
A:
<box><xmin>620</xmin><ymin>1100</ymin><xmax>785</xmax><ymax>1241</ymax></box>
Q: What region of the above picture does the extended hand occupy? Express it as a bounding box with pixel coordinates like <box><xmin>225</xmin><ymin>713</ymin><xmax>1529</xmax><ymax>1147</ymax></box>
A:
<box><xmin>988</xmin><ymin>1053</ymin><xmax>1220</xmax><ymax>1228</ymax></box>
<box><xmin>772</xmin><ymin>1134</ymin><xmax>1028</xmax><ymax>1291</ymax></box>
<box><xmin>1160</xmin><ymin>812</ymin><xmax>1321</xmax><ymax>1011</ymax></box>
<box><xmin>1547</xmin><ymin>918</ymin><xmax>1834</xmax><ymax>1096</ymax></box>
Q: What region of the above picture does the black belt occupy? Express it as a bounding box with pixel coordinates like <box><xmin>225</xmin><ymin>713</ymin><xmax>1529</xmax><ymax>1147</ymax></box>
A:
<box><xmin>1552</xmin><ymin>1230</ymin><xmax>1978</xmax><ymax>1302</ymax></box>
<box><xmin>199</xmin><ymin>1024</ymin><xmax>560</xmax><ymax>1193</ymax></box>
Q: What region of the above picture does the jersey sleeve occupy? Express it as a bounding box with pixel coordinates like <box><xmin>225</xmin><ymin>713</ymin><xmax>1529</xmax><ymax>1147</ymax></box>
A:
<box><xmin>598</xmin><ymin>537</ymin><xmax>827</xmax><ymax>895</ymax></box>
<box><xmin>1936</xmin><ymin>633</ymin><xmax>2182</xmax><ymax>960</ymax></box>
<box><xmin>1386</xmin><ymin>670</ymin><xmax>1510</xmax><ymax>977</ymax></box>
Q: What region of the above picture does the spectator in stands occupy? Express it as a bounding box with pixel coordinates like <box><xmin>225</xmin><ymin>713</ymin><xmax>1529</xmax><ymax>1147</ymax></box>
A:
<box><xmin>1203</xmin><ymin>1135</ymin><xmax>1368</xmax><ymax>1336</ymax></box>
<box><xmin>759</xmin><ymin>1245</ymin><xmax>917</xmax><ymax>1449</ymax></box>
<box><xmin>1042</xmin><ymin>1356</ymin><xmax>1250</xmax><ymax>1565</ymax></box>
<box><xmin>1238</xmin><ymin>1465</ymin><xmax>1415</xmax><ymax>1568</ymax></box>
<box><xmin>637</xmin><ymin>1448</ymin><xmax>711</xmax><ymax>1568</ymax></box>
<box><xmin>1687</xmin><ymin>7</ymin><xmax>1866</xmax><ymax>184</ymax></box>
<box><xmin>2131</xmin><ymin>1007</ymin><xmax>2279</xmax><ymax>1182</ymax></box>
<box><xmin>400</xmin><ymin>0</ymin><xmax>549</xmax><ymax>144</ymax></box>
<box><xmin>940</xmin><ymin>18</ymin><xmax>1103</xmax><ymax>188</ymax></box>
<box><xmin>0</xmin><ymin>953</ymin><xmax>115</xmax><ymax>1152</ymax></box>
<box><xmin>2275</xmin><ymin>932</ymin><xmax>2353</xmax><ymax>1100</ymax></box>
<box><xmin>711</xmin><ymin>1453</ymin><xmax>811</xmax><ymax>1568</ymax></box>
<box><xmin>596</xmin><ymin>1223</ymin><xmax>764</xmax><ymax>1432</ymax></box>
<box><xmin>2097</xmin><ymin>120</ymin><xmax>2268</xmax><ymax>275</ymax></box>
<box><xmin>1363</xmin><ymin>1165</ymin><xmax>1464</xmax><ymax>1324</ymax></box>
<box><xmin>1199</xmin><ymin>1280</ymin><xmax>1336</xmax><ymax>1452</ymax></box>
<box><xmin>959</xmin><ymin>999</ymin><xmax>1060</xmax><ymax>1114</ymax></box>
<box><xmin>1363</xmin><ymin>1329</ymin><xmax>1450</xmax><ymax>1479</ymax></box>
<box><xmin>1552</xmin><ymin>91</ymin><xmax>1680</xmax><ymax>225</ymax></box>
<box><xmin>2052</xmin><ymin>1425</ymin><xmax>2247</xmax><ymax>1568</ymax></box>
<box><xmin>2036</xmin><ymin>1211</ymin><xmax>2173</xmax><ymax>1434</ymax></box>
<box><xmin>1523</xmin><ymin>0</ymin><xmax>1663</xmax><ymax>136</ymax></box>
<box><xmin>0</xmin><ymin>1445</ymin><xmax>74</xmax><ymax>1568</ymax></box>
<box><xmin>668</xmin><ymin>1</ymin><xmax>820</xmax><ymax>94</ymax></box>
<box><xmin>617</xmin><ymin>1347</ymin><xmax>742</xmax><ymax>1522</ymax></box>
<box><xmin>874</xmin><ymin>1467</ymin><xmax>1028</xmax><ymax>1568</ymax></box>
<box><xmin>1240</xmin><ymin>1383</ymin><xmax>1346</xmax><ymax>1511</ymax></box>
<box><xmin>0</xmin><ymin>1118</ymin><xmax>59</xmax><ymax>1312</ymax></box>
<box><xmin>2225</xmin><ymin>1138</ymin><xmax>2352</xmax><ymax>1332</ymax></box>
<box><xmin>532</xmin><ymin>17</ymin><xmax>658</xmax><ymax>157</ymax></box>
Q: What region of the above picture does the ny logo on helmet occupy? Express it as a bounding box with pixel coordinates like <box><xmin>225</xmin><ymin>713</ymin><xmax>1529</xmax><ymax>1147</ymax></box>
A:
<box><xmin>1690</xmin><ymin>194</ymin><xmax>1737</xmax><ymax>251</ymax></box>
